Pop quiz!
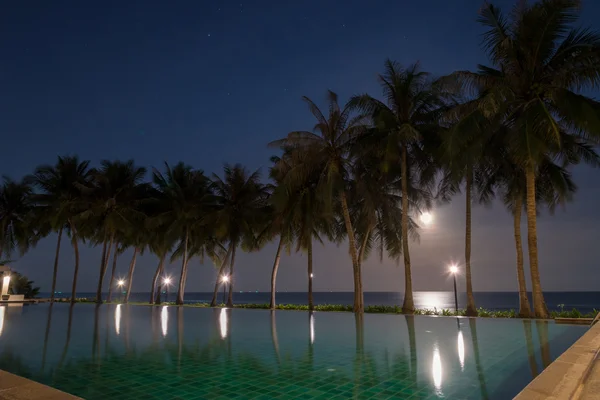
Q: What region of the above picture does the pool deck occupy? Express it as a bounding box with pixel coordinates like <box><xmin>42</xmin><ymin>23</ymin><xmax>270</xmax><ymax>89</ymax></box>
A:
<box><xmin>0</xmin><ymin>370</ymin><xmax>81</xmax><ymax>400</ymax></box>
<box><xmin>515</xmin><ymin>319</ymin><xmax>600</xmax><ymax>400</ymax></box>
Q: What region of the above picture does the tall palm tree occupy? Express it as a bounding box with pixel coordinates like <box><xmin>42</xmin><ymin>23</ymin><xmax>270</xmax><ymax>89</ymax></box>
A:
<box><xmin>436</xmin><ymin>107</ymin><xmax>497</xmax><ymax>316</ymax></box>
<box><xmin>152</xmin><ymin>162</ymin><xmax>216</xmax><ymax>305</ymax></box>
<box><xmin>443</xmin><ymin>0</ymin><xmax>600</xmax><ymax>317</ymax></box>
<box><xmin>350</xmin><ymin>61</ymin><xmax>442</xmax><ymax>313</ymax></box>
<box><xmin>270</xmin><ymin>149</ymin><xmax>331</xmax><ymax>310</ymax></box>
<box><xmin>82</xmin><ymin>160</ymin><xmax>147</xmax><ymax>303</ymax></box>
<box><xmin>270</xmin><ymin>91</ymin><xmax>368</xmax><ymax>313</ymax></box>
<box><xmin>30</xmin><ymin>156</ymin><xmax>93</xmax><ymax>302</ymax></box>
<box><xmin>264</xmin><ymin>154</ymin><xmax>296</xmax><ymax>310</ymax></box>
<box><xmin>0</xmin><ymin>177</ymin><xmax>35</xmax><ymax>260</ymax></box>
<box><xmin>347</xmin><ymin>151</ymin><xmax>421</xmax><ymax>271</ymax></box>
<box><xmin>209</xmin><ymin>164</ymin><xmax>269</xmax><ymax>307</ymax></box>
<box><xmin>148</xmin><ymin>229</ymin><xmax>174</xmax><ymax>304</ymax></box>
<box><xmin>480</xmin><ymin>141</ymin><xmax>591</xmax><ymax>317</ymax></box>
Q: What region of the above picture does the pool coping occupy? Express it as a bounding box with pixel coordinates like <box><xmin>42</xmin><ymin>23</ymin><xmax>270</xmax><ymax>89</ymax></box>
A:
<box><xmin>514</xmin><ymin>318</ymin><xmax>600</xmax><ymax>400</ymax></box>
<box><xmin>0</xmin><ymin>369</ymin><xmax>82</xmax><ymax>399</ymax></box>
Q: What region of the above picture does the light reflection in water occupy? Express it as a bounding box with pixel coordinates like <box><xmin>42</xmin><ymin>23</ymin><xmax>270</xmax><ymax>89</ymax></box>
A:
<box><xmin>457</xmin><ymin>330</ymin><xmax>465</xmax><ymax>371</ymax></box>
<box><xmin>309</xmin><ymin>313</ymin><xmax>315</xmax><ymax>344</ymax></box>
<box><xmin>0</xmin><ymin>306</ymin><xmax>5</xmax><ymax>336</ymax></box>
<box><xmin>418</xmin><ymin>291</ymin><xmax>448</xmax><ymax>310</ymax></box>
<box><xmin>161</xmin><ymin>306</ymin><xmax>168</xmax><ymax>337</ymax></box>
<box><xmin>115</xmin><ymin>304</ymin><xmax>121</xmax><ymax>335</ymax></box>
<box><xmin>432</xmin><ymin>344</ymin><xmax>443</xmax><ymax>395</ymax></box>
<box><xmin>219</xmin><ymin>308</ymin><xmax>228</xmax><ymax>339</ymax></box>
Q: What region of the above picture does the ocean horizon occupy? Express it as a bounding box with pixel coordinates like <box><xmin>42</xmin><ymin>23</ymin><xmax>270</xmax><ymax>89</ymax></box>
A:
<box><xmin>40</xmin><ymin>290</ymin><xmax>600</xmax><ymax>312</ymax></box>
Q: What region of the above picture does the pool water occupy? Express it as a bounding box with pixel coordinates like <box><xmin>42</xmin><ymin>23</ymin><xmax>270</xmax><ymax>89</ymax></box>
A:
<box><xmin>0</xmin><ymin>304</ymin><xmax>586</xmax><ymax>399</ymax></box>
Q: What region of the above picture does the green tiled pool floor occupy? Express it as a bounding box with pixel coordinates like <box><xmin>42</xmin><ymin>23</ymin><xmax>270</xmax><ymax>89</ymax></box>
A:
<box><xmin>0</xmin><ymin>304</ymin><xmax>587</xmax><ymax>399</ymax></box>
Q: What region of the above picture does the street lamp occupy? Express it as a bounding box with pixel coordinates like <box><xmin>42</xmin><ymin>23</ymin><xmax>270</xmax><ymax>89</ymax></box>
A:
<box><xmin>449</xmin><ymin>265</ymin><xmax>459</xmax><ymax>313</ymax></box>
<box><xmin>117</xmin><ymin>280</ymin><xmax>125</xmax><ymax>302</ymax></box>
<box><xmin>221</xmin><ymin>275</ymin><xmax>229</xmax><ymax>305</ymax></box>
<box><xmin>162</xmin><ymin>277</ymin><xmax>171</xmax><ymax>303</ymax></box>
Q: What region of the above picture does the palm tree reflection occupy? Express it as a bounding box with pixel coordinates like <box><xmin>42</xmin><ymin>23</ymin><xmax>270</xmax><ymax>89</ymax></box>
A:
<box><xmin>41</xmin><ymin>304</ymin><xmax>54</xmax><ymax>372</ymax></box>
<box><xmin>536</xmin><ymin>320</ymin><xmax>552</xmax><ymax>369</ymax></box>
<box><xmin>468</xmin><ymin>318</ymin><xmax>489</xmax><ymax>400</ymax></box>
<box><xmin>523</xmin><ymin>320</ymin><xmax>538</xmax><ymax>378</ymax></box>
<box><xmin>270</xmin><ymin>310</ymin><xmax>280</xmax><ymax>364</ymax></box>
<box><xmin>57</xmin><ymin>303</ymin><xmax>75</xmax><ymax>370</ymax></box>
<box><xmin>406</xmin><ymin>315</ymin><xmax>417</xmax><ymax>384</ymax></box>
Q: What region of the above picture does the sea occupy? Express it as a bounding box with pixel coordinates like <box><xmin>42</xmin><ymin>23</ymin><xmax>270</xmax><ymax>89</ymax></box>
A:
<box><xmin>39</xmin><ymin>291</ymin><xmax>600</xmax><ymax>313</ymax></box>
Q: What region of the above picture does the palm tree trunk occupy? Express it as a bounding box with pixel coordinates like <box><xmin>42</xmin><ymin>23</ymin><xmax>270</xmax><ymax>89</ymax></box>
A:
<box><xmin>124</xmin><ymin>248</ymin><xmax>138</xmax><ymax>303</ymax></box>
<box><xmin>465</xmin><ymin>170</ymin><xmax>477</xmax><ymax>316</ymax></box>
<box><xmin>226</xmin><ymin>244</ymin><xmax>237</xmax><ymax>307</ymax></box>
<box><xmin>106</xmin><ymin>243</ymin><xmax>119</xmax><ymax>303</ymax></box>
<box><xmin>340</xmin><ymin>191</ymin><xmax>363</xmax><ymax>313</ymax></box>
<box><xmin>400</xmin><ymin>145</ymin><xmax>414</xmax><ymax>314</ymax></box>
<box><xmin>358</xmin><ymin>227</ymin><xmax>371</xmax><ymax>268</ymax></box>
<box><xmin>150</xmin><ymin>254</ymin><xmax>166</xmax><ymax>304</ymax></box>
<box><xmin>176</xmin><ymin>230</ymin><xmax>189</xmax><ymax>305</ymax></box>
<box><xmin>69</xmin><ymin>220</ymin><xmax>80</xmax><ymax>304</ymax></box>
<box><xmin>50</xmin><ymin>226</ymin><xmax>63</xmax><ymax>302</ymax></box>
<box><xmin>308</xmin><ymin>239</ymin><xmax>313</xmax><ymax>311</ymax></box>
<box><xmin>95</xmin><ymin>237</ymin><xmax>108</xmax><ymax>303</ymax></box>
<box><xmin>269</xmin><ymin>235</ymin><xmax>284</xmax><ymax>310</ymax></box>
<box><xmin>525</xmin><ymin>165</ymin><xmax>549</xmax><ymax>318</ymax></box>
<box><xmin>514</xmin><ymin>198</ymin><xmax>532</xmax><ymax>318</ymax></box>
<box><xmin>50</xmin><ymin>226</ymin><xmax>63</xmax><ymax>303</ymax></box>
<box><xmin>96</xmin><ymin>232</ymin><xmax>114</xmax><ymax>303</ymax></box>
<box><xmin>210</xmin><ymin>244</ymin><xmax>233</xmax><ymax>306</ymax></box>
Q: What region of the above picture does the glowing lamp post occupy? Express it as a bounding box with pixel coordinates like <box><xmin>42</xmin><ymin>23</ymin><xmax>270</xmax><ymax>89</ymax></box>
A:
<box><xmin>449</xmin><ymin>265</ymin><xmax>459</xmax><ymax>313</ymax></box>
<box><xmin>163</xmin><ymin>277</ymin><xmax>171</xmax><ymax>303</ymax></box>
<box><xmin>221</xmin><ymin>275</ymin><xmax>229</xmax><ymax>305</ymax></box>
<box><xmin>117</xmin><ymin>280</ymin><xmax>125</xmax><ymax>302</ymax></box>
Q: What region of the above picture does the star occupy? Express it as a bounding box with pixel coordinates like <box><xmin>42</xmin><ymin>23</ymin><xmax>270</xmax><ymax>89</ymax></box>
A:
<box><xmin>342</xmin><ymin>24</ymin><xmax>346</xmax><ymax>28</ymax></box>
<box><xmin>207</xmin><ymin>33</ymin><xmax>211</xmax><ymax>37</ymax></box>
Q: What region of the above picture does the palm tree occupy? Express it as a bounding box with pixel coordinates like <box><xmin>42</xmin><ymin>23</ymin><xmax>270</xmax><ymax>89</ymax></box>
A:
<box><xmin>82</xmin><ymin>160</ymin><xmax>147</xmax><ymax>303</ymax></box>
<box><xmin>270</xmin><ymin>91</ymin><xmax>368</xmax><ymax>313</ymax></box>
<box><xmin>480</xmin><ymin>141</ymin><xmax>589</xmax><ymax>317</ymax></box>
<box><xmin>30</xmin><ymin>156</ymin><xmax>93</xmax><ymax>302</ymax></box>
<box><xmin>349</xmin><ymin>61</ymin><xmax>442</xmax><ymax>313</ymax></box>
<box><xmin>347</xmin><ymin>151</ymin><xmax>421</xmax><ymax>271</ymax></box>
<box><xmin>148</xmin><ymin>229</ymin><xmax>174</xmax><ymax>304</ymax></box>
<box><xmin>270</xmin><ymin>150</ymin><xmax>331</xmax><ymax>310</ymax></box>
<box><xmin>0</xmin><ymin>177</ymin><xmax>35</xmax><ymax>260</ymax></box>
<box><xmin>152</xmin><ymin>162</ymin><xmax>216</xmax><ymax>305</ymax></box>
<box><xmin>209</xmin><ymin>164</ymin><xmax>269</xmax><ymax>307</ymax></box>
<box><xmin>443</xmin><ymin>0</ymin><xmax>600</xmax><ymax>317</ymax></box>
<box><xmin>262</xmin><ymin>155</ymin><xmax>296</xmax><ymax>310</ymax></box>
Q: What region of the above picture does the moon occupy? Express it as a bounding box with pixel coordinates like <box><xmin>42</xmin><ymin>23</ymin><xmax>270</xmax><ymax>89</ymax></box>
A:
<box><xmin>420</xmin><ymin>212</ymin><xmax>433</xmax><ymax>225</ymax></box>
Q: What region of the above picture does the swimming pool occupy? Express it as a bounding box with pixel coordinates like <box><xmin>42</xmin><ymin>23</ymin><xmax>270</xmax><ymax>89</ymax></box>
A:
<box><xmin>0</xmin><ymin>304</ymin><xmax>586</xmax><ymax>399</ymax></box>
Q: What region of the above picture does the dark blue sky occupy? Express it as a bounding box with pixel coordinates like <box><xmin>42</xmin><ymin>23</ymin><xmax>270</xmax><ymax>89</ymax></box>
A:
<box><xmin>2</xmin><ymin>0</ymin><xmax>600</xmax><ymax>294</ymax></box>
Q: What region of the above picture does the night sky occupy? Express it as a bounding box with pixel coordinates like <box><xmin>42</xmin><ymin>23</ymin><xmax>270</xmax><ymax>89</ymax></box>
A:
<box><xmin>2</xmin><ymin>1</ymin><xmax>600</xmax><ymax>294</ymax></box>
